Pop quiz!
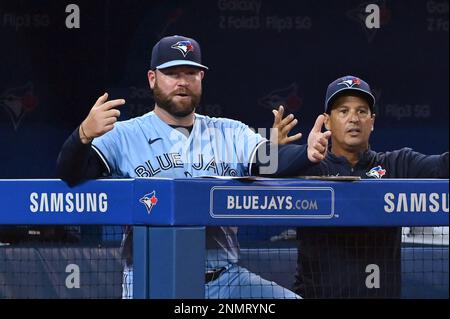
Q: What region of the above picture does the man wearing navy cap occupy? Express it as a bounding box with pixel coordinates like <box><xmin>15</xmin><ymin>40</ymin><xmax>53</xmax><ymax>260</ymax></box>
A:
<box><xmin>57</xmin><ymin>35</ymin><xmax>333</xmax><ymax>299</ymax></box>
<box><xmin>275</xmin><ymin>75</ymin><xmax>448</xmax><ymax>298</ymax></box>
<box><xmin>322</xmin><ymin>75</ymin><xmax>376</xmax><ymax>167</ymax></box>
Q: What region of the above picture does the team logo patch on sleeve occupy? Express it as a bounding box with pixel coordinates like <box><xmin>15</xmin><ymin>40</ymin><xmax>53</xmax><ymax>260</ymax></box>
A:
<box><xmin>171</xmin><ymin>41</ymin><xmax>194</xmax><ymax>57</ymax></box>
<box><xmin>140</xmin><ymin>191</ymin><xmax>158</xmax><ymax>214</ymax></box>
<box><xmin>366</xmin><ymin>165</ymin><xmax>386</xmax><ymax>178</ymax></box>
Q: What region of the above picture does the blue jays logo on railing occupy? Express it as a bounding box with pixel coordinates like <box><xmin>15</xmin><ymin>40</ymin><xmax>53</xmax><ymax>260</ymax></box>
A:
<box><xmin>171</xmin><ymin>41</ymin><xmax>194</xmax><ymax>57</ymax></box>
<box><xmin>140</xmin><ymin>191</ymin><xmax>158</xmax><ymax>214</ymax></box>
<box><xmin>366</xmin><ymin>165</ymin><xmax>386</xmax><ymax>179</ymax></box>
<box><xmin>337</xmin><ymin>77</ymin><xmax>361</xmax><ymax>88</ymax></box>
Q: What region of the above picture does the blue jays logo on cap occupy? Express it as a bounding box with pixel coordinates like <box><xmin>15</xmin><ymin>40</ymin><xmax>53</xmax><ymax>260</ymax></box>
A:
<box><xmin>171</xmin><ymin>41</ymin><xmax>194</xmax><ymax>57</ymax></box>
<box><xmin>150</xmin><ymin>35</ymin><xmax>208</xmax><ymax>70</ymax></box>
<box><xmin>337</xmin><ymin>77</ymin><xmax>361</xmax><ymax>88</ymax></box>
<box><xmin>325</xmin><ymin>75</ymin><xmax>375</xmax><ymax>113</ymax></box>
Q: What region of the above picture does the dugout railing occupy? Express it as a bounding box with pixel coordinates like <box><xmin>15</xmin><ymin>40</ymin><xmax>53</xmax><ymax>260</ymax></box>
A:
<box><xmin>0</xmin><ymin>178</ymin><xmax>448</xmax><ymax>298</ymax></box>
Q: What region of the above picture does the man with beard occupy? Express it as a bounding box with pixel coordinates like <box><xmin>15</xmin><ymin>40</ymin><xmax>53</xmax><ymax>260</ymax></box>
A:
<box><xmin>57</xmin><ymin>35</ymin><xmax>331</xmax><ymax>299</ymax></box>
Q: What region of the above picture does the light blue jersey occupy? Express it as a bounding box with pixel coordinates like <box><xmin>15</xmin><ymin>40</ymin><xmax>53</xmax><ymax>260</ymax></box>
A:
<box><xmin>92</xmin><ymin>111</ymin><xmax>265</xmax><ymax>179</ymax></box>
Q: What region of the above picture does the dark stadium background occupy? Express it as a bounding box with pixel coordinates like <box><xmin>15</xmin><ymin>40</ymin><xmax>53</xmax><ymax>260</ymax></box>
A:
<box><xmin>0</xmin><ymin>0</ymin><xmax>448</xmax><ymax>178</ymax></box>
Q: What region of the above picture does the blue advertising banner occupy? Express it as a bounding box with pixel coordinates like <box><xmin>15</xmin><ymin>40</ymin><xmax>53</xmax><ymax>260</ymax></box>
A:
<box><xmin>0</xmin><ymin>178</ymin><xmax>448</xmax><ymax>226</ymax></box>
<box><xmin>131</xmin><ymin>178</ymin><xmax>449</xmax><ymax>227</ymax></box>
<box><xmin>0</xmin><ymin>179</ymin><xmax>134</xmax><ymax>225</ymax></box>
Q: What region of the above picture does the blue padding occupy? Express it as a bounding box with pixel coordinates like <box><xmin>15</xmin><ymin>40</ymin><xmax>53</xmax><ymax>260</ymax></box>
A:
<box><xmin>0</xmin><ymin>178</ymin><xmax>448</xmax><ymax>226</ymax></box>
<box><xmin>148</xmin><ymin>227</ymin><xmax>205</xmax><ymax>298</ymax></box>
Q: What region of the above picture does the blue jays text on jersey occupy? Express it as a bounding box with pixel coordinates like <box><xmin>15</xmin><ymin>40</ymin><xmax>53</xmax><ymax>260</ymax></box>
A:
<box><xmin>133</xmin><ymin>153</ymin><xmax>239</xmax><ymax>177</ymax></box>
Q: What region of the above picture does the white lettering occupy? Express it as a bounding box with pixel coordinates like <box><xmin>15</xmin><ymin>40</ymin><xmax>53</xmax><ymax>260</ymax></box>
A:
<box><xmin>301</xmin><ymin>200</ymin><xmax>309</xmax><ymax>210</ymax></box>
<box><xmin>396</xmin><ymin>193</ymin><xmax>408</xmax><ymax>212</ymax></box>
<box><xmin>219</xmin><ymin>303</ymin><xmax>276</xmax><ymax>314</ymax></box>
<box><xmin>99</xmin><ymin>193</ymin><xmax>108</xmax><ymax>212</ymax></box>
<box><xmin>411</xmin><ymin>193</ymin><xmax>426</xmax><ymax>212</ymax></box>
<box><xmin>30</xmin><ymin>192</ymin><xmax>38</xmax><ymax>212</ymax></box>
<box><xmin>40</xmin><ymin>193</ymin><xmax>49</xmax><ymax>212</ymax></box>
<box><xmin>285</xmin><ymin>196</ymin><xmax>293</xmax><ymax>209</ymax></box>
<box><xmin>252</xmin><ymin>196</ymin><xmax>258</xmax><ymax>209</ymax></box>
<box><xmin>75</xmin><ymin>193</ymin><xmax>84</xmax><ymax>212</ymax></box>
<box><xmin>384</xmin><ymin>192</ymin><xmax>395</xmax><ymax>213</ymax></box>
<box><xmin>267</xmin><ymin>197</ymin><xmax>277</xmax><ymax>209</ymax></box>
<box><xmin>65</xmin><ymin>193</ymin><xmax>74</xmax><ymax>212</ymax></box>
<box><xmin>384</xmin><ymin>192</ymin><xmax>449</xmax><ymax>213</ymax></box>
<box><xmin>242</xmin><ymin>196</ymin><xmax>251</xmax><ymax>209</ymax></box>
<box><xmin>29</xmin><ymin>192</ymin><xmax>108</xmax><ymax>213</ymax></box>
<box><xmin>443</xmin><ymin>193</ymin><xmax>449</xmax><ymax>212</ymax></box>
<box><xmin>276</xmin><ymin>196</ymin><xmax>284</xmax><ymax>208</ymax></box>
<box><xmin>227</xmin><ymin>196</ymin><xmax>234</xmax><ymax>209</ymax></box>
<box><xmin>429</xmin><ymin>193</ymin><xmax>440</xmax><ymax>212</ymax></box>
<box><xmin>51</xmin><ymin>193</ymin><xmax>64</xmax><ymax>212</ymax></box>
<box><xmin>174</xmin><ymin>303</ymin><xmax>208</xmax><ymax>316</ymax></box>
<box><xmin>224</xmin><ymin>195</ymin><xmax>319</xmax><ymax>211</ymax></box>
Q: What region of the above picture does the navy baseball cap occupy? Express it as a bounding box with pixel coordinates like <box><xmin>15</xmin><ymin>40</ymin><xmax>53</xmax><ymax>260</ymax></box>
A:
<box><xmin>150</xmin><ymin>35</ymin><xmax>208</xmax><ymax>70</ymax></box>
<box><xmin>325</xmin><ymin>75</ymin><xmax>375</xmax><ymax>113</ymax></box>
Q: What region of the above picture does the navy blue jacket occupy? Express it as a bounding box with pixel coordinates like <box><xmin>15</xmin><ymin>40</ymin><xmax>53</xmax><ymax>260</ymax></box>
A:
<box><xmin>293</xmin><ymin>147</ymin><xmax>448</xmax><ymax>298</ymax></box>
<box><xmin>299</xmin><ymin>147</ymin><xmax>448</xmax><ymax>178</ymax></box>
